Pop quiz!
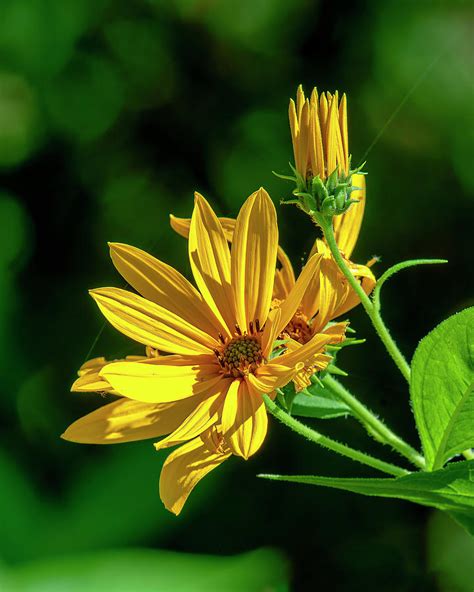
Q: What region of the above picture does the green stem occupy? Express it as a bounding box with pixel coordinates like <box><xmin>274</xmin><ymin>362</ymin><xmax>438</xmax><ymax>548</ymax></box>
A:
<box><xmin>373</xmin><ymin>259</ymin><xmax>447</xmax><ymax>312</ymax></box>
<box><xmin>264</xmin><ymin>395</ymin><xmax>409</xmax><ymax>478</ymax></box>
<box><xmin>317</xmin><ymin>214</ymin><xmax>411</xmax><ymax>383</ymax></box>
<box><xmin>322</xmin><ymin>375</ymin><xmax>425</xmax><ymax>469</ymax></box>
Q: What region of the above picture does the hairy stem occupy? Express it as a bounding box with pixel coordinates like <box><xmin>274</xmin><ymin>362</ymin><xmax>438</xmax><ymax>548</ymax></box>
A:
<box><xmin>317</xmin><ymin>214</ymin><xmax>411</xmax><ymax>383</ymax></box>
<box><xmin>322</xmin><ymin>375</ymin><xmax>425</xmax><ymax>469</ymax></box>
<box><xmin>265</xmin><ymin>395</ymin><xmax>409</xmax><ymax>478</ymax></box>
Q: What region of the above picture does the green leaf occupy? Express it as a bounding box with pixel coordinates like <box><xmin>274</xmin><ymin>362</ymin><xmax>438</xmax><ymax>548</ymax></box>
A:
<box><xmin>260</xmin><ymin>460</ymin><xmax>474</xmax><ymax>536</ymax></box>
<box><xmin>290</xmin><ymin>381</ymin><xmax>351</xmax><ymax>420</ymax></box>
<box><xmin>411</xmin><ymin>307</ymin><xmax>474</xmax><ymax>470</ymax></box>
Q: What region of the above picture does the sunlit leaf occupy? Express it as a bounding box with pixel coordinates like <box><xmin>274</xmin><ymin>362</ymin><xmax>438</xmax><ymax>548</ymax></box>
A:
<box><xmin>260</xmin><ymin>460</ymin><xmax>474</xmax><ymax>536</ymax></box>
<box><xmin>411</xmin><ymin>307</ymin><xmax>474</xmax><ymax>470</ymax></box>
<box><xmin>290</xmin><ymin>381</ymin><xmax>351</xmax><ymax>420</ymax></box>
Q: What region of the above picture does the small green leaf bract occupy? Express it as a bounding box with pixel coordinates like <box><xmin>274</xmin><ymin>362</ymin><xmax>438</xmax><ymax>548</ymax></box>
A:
<box><xmin>410</xmin><ymin>307</ymin><xmax>474</xmax><ymax>470</ymax></box>
<box><xmin>290</xmin><ymin>380</ymin><xmax>351</xmax><ymax>420</ymax></box>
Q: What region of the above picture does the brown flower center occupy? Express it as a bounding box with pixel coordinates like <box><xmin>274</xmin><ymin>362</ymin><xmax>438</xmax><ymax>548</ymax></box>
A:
<box><xmin>214</xmin><ymin>333</ymin><xmax>263</xmax><ymax>378</ymax></box>
<box><xmin>282</xmin><ymin>310</ymin><xmax>313</xmax><ymax>345</ymax></box>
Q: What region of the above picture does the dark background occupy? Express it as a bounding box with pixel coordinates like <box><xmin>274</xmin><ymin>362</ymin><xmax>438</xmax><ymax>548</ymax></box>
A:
<box><xmin>0</xmin><ymin>0</ymin><xmax>473</xmax><ymax>590</ymax></box>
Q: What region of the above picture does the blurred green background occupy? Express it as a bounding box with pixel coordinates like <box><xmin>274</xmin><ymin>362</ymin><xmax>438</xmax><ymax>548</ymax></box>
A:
<box><xmin>0</xmin><ymin>0</ymin><xmax>473</xmax><ymax>590</ymax></box>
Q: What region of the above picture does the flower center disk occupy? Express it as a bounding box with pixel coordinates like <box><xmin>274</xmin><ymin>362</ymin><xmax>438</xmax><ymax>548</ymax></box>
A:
<box><xmin>216</xmin><ymin>335</ymin><xmax>263</xmax><ymax>378</ymax></box>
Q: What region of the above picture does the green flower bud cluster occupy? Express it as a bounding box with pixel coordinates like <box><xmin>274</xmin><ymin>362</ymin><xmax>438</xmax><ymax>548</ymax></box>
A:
<box><xmin>275</xmin><ymin>161</ymin><xmax>366</xmax><ymax>219</ymax></box>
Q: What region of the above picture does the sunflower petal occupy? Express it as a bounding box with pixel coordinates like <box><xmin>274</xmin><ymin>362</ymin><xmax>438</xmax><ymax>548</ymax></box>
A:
<box><xmin>154</xmin><ymin>379</ymin><xmax>231</xmax><ymax>450</ymax></box>
<box><xmin>109</xmin><ymin>243</ymin><xmax>221</xmax><ymax>338</ymax></box>
<box><xmin>171</xmin><ymin>214</ymin><xmax>236</xmax><ymax>243</ymax></box>
<box><xmin>273</xmin><ymin>245</ymin><xmax>296</xmax><ymax>300</ymax></box>
<box><xmin>261</xmin><ymin>307</ymin><xmax>282</xmax><ymax>358</ymax></box>
<box><xmin>221</xmin><ymin>379</ymin><xmax>268</xmax><ymax>459</ymax></box>
<box><xmin>339</xmin><ymin>93</ymin><xmax>349</xmax><ymax>174</ymax></box>
<box><xmin>315</xmin><ymin>256</ymin><xmax>341</xmax><ymax>330</ymax></box>
<box><xmin>231</xmin><ymin>188</ymin><xmax>278</xmax><ymax>331</ymax></box>
<box><xmin>248</xmin><ymin>363</ymin><xmax>298</xmax><ymax>394</ymax></box>
<box><xmin>61</xmin><ymin>398</ymin><xmax>197</xmax><ymax>444</ymax></box>
<box><xmin>275</xmin><ymin>330</ymin><xmax>336</xmax><ymax>369</ymax></box>
<box><xmin>72</xmin><ymin>355</ymin><xmax>151</xmax><ymax>393</ymax></box>
<box><xmin>309</xmin><ymin>88</ymin><xmax>325</xmax><ymax>178</ymax></box>
<box><xmin>90</xmin><ymin>287</ymin><xmax>215</xmax><ymax>355</ymax></box>
<box><xmin>189</xmin><ymin>193</ymin><xmax>235</xmax><ymax>336</ymax></box>
<box><xmin>100</xmin><ymin>356</ymin><xmax>220</xmax><ymax>403</ymax></box>
<box><xmin>333</xmin><ymin>261</ymin><xmax>376</xmax><ymax>318</ymax></box>
<box><xmin>71</xmin><ymin>372</ymin><xmax>112</xmax><ymax>393</ymax></box>
<box><xmin>322</xmin><ymin>321</ymin><xmax>348</xmax><ymax>343</ymax></box>
<box><xmin>159</xmin><ymin>435</ymin><xmax>231</xmax><ymax>515</ymax></box>
<box><xmin>289</xmin><ymin>98</ymin><xmax>299</xmax><ymax>170</ymax></box>
<box><xmin>333</xmin><ymin>173</ymin><xmax>366</xmax><ymax>258</ymax></box>
<box><xmin>275</xmin><ymin>253</ymin><xmax>321</xmax><ymax>336</ymax></box>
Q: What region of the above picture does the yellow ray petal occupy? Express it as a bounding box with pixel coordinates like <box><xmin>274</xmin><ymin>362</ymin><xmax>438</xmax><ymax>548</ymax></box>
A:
<box><xmin>72</xmin><ymin>355</ymin><xmax>150</xmax><ymax>394</ymax></box>
<box><xmin>274</xmin><ymin>253</ymin><xmax>321</xmax><ymax>336</ymax></box>
<box><xmin>309</xmin><ymin>98</ymin><xmax>325</xmax><ymax>179</ymax></box>
<box><xmin>189</xmin><ymin>193</ymin><xmax>235</xmax><ymax>336</ymax></box>
<box><xmin>77</xmin><ymin>357</ymin><xmax>108</xmax><ymax>375</ymax></box>
<box><xmin>273</xmin><ymin>245</ymin><xmax>296</xmax><ymax>300</ymax></box>
<box><xmin>172</xmin><ymin>213</ymin><xmax>292</xmax><ymax>303</ymax></box>
<box><xmin>308</xmin><ymin>237</ymin><xmax>328</xmax><ymax>260</ymax></box>
<box><xmin>275</xmin><ymin>330</ymin><xmax>336</xmax><ymax>369</ymax></box>
<box><xmin>261</xmin><ymin>307</ymin><xmax>282</xmax><ymax>358</ymax></box>
<box><xmin>333</xmin><ymin>262</ymin><xmax>376</xmax><ymax>318</ymax></box>
<box><xmin>159</xmin><ymin>435</ymin><xmax>231</xmax><ymax>515</ymax></box>
<box><xmin>296</xmin><ymin>100</ymin><xmax>311</xmax><ymax>179</ymax></box>
<box><xmin>296</xmin><ymin>84</ymin><xmax>305</xmax><ymax>119</ymax></box>
<box><xmin>319</xmin><ymin>93</ymin><xmax>329</xmax><ymax>138</ymax></box>
<box><xmin>332</xmin><ymin>92</ymin><xmax>346</xmax><ymax>173</ymax></box>
<box><xmin>109</xmin><ymin>243</ymin><xmax>222</xmax><ymax>339</ymax></box>
<box><xmin>339</xmin><ymin>93</ymin><xmax>349</xmax><ymax>173</ymax></box>
<box><xmin>231</xmin><ymin>188</ymin><xmax>278</xmax><ymax>331</ymax></box>
<box><xmin>221</xmin><ymin>379</ymin><xmax>268</xmax><ymax>459</ymax></box>
<box><xmin>61</xmin><ymin>398</ymin><xmax>197</xmax><ymax>444</ymax></box>
<box><xmin>200</xmin><ymin>425</ymin><xmax>228</xmax><ymax>454</ymax></box>
<box><xmin>170</xmin><ymin>215</ymin><xmax>236</xmax><ymax>244</ymax></box>
<box><xmin>71</xmin><ymin>371</ymin><xmax>112</xmax><ymax>393</ymax></box>
<box><xmin>154</xmin><ymin>379</ymin><xmax>232</xmax><ymax>450</ymax></box>
<box><xmin>289</xmin><ymin>98</ymin><xmax>299</xmax><ymax>169</ymax></box>
<box><xmin>300</xmin><ymin>261</ymin><xmax>323</xmax><ymax>321</ymax></box>
<box><xmin>100</xmin><ymin>356</ymin><xmax>221</xmax><ymax>403</ymax></box>
<box><xmin>333</xmin><ymin>174</ymin><xmax>366</xmax><ymax>258</ymax></box>
<box><xmin>248</xmin><ymin>363</ymin><xmax>299</xmax><ymax>394</ymax></box>
<box><xmin>169</xmin><ymin>214</ymin><xmax>191</xmax><ymax>239</ymax></box>
<box><xmin>285</xmin><ymin>339</ymin><xmax>333</xmax><ymax>391</ymax></box>
<box><xmin>325</xmin><ymin>95</ymin><xmax>339</xmax><ymax>177</ymax></box>
<box><xmin>90</xmin><ymin>287</ymin><xmax>215</xmax><ymax>356</ymax></box>
<box><xmin>315</xmin><ymin>256</ymin><xmax>341</xmax><ymax>330</ymax></box>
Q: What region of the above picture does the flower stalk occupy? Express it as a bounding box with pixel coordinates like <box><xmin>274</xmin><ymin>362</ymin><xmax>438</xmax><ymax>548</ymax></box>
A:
<box><xmin>264</xmin><ymin>394</ymin><xmax>409</xmax><ymax>478</ymax></box>
<box><xmin>314</xmin><ymin>212</ymin><xmax>412</xmax><ymax>384</ymax></box>
<box><xmin>321</xmin><ymin>375</ymin><xmax>425</xmax><ymax>469</ymax></box>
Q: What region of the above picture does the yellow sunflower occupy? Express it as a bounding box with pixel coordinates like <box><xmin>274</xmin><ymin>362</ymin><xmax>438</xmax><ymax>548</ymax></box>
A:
<box><xmin>170</xmin><ymin>216</ymin><xmax>356</xmax><ymax>393</ymax></box>
<box><xmin>171</xmin><ymin>191</ymin><xmax>373</xmax><ymax>337</ymax></box>
<box><xmin>63</xmin><ymin>188</ymin><xmax>339</xmax><ymax>514</ymax></box>
<box><xmin>289</xmin><ymin>85</ymin><xmax>349</xmax><ymax>182</ymax></box>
